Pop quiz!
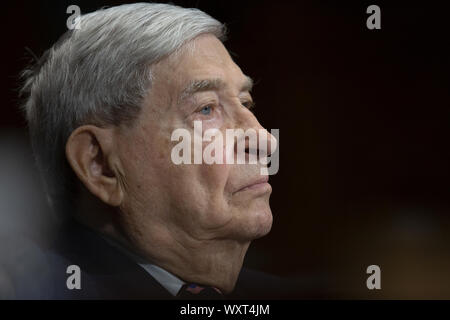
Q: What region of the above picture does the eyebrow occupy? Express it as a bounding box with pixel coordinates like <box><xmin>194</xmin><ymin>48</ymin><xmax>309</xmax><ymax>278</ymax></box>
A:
<box><xmin>179</xmin><ymin>76</ymin><xmax>254</xmax><ymax>102</ymax></box>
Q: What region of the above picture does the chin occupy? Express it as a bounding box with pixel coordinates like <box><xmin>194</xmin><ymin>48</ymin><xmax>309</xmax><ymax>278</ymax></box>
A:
<box><xmin>239</xmin><ymin>205</ymin><xmax>273</xmax><ymax>240</ymax></box>
<box><xmin>252</xmin><ymin>208</ymin><xmax>273</xmax><ymax>238</ymax></box>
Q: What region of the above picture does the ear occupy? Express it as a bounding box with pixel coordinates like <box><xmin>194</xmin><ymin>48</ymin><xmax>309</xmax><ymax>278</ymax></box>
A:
<box><xmin>65</xmin><ymin>125</ymin><xmax>124</xmax><ymax>207</ymax></box>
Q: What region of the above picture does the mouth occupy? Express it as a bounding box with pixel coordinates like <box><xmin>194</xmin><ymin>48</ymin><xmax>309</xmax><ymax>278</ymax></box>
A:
<box><xmin>233</xmin><ymin>176</ymin><xmax>271</xmax><ymax>195</ymax></box>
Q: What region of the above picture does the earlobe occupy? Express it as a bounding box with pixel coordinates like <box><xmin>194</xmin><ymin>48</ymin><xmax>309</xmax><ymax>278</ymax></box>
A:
<box><xmin>65</xmin><ymin>125</ymin><xmax>124</xmax><ymax>207</ymax></box>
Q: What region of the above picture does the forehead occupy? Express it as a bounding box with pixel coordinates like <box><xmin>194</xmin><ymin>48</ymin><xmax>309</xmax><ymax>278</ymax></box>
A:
<box><xmin>152</xmin><ymin>34</ymin><xmax>247</xmax><ymax>95</ymax></box>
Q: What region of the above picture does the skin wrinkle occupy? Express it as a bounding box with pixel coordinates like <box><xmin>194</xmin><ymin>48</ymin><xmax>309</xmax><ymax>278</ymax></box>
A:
<box><xmin>133</xmin><ymin>219</ymin><xmax>247</xmax><ymax>281</ymax></box>
<box><xmin>115</xmin><ymin>162</ymin><xmax>129</xmax><ymax>197</ymax></box>
<box><xmin>168</xmin><ymin>235</ymin><xmax>249</xmax><ymax>277</ymax></box>
<box><xmin>163</xmin><ymin>161</ymin><xmax>264</xmax><ymax>241</ymax></box>
<box><xmin>179</xmin><ymin>76</ymin><xmax>254</xmax><ymax>105</ymax></box>
<box><xmin>72</xmin><ymin>33</ymin><xmax>275</xmax><ymax>294</ymax></box>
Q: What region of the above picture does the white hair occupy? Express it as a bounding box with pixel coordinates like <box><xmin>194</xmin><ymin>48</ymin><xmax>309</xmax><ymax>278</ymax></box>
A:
<box><xmin>20</xmin><ymin>3</ymin><xmax>225</xmax><ymax>214</ymax></box>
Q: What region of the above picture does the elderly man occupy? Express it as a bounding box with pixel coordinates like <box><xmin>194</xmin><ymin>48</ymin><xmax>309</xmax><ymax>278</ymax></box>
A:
<box><xmin>18</xmin><ymin>3</ymin><xmax>292</xmax><ymax>299</ymax></box>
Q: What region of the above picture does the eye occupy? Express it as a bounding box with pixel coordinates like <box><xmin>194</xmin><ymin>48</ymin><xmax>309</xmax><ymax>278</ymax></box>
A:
<box><xmin>242</xmin><ymin>100</ymin><xmax>255</xmax><ymax>110</ymax></box>
<box><xmin>199</xmin><ymin>105</ymin><xmax>213</xmax><ymax>115</ymax></box>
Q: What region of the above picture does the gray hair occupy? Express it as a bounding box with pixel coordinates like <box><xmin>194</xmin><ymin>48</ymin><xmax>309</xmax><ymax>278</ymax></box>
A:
<box><xmin>20</xmin><ymin>3</ymin><xmax>225</xmax><ymax>214</ymax></box>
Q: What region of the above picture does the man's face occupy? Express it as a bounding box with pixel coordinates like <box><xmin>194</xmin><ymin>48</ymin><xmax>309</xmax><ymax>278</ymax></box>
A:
<box><xmin>116</xmin><ymin>34</ymin><xmax>275</xmax><ymax>254</ymax></box>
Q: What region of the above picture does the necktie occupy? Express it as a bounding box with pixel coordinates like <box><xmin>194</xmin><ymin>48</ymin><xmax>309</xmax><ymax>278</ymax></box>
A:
<box><xmin>176</xmin><ymin>283</ymin><xmax>224</xmax><ymax>300</ymax></box>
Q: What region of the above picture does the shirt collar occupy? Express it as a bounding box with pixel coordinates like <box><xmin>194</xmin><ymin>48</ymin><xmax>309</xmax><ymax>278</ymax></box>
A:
<box><xmin>138</xmin><ymin>263</ymin><xmax>185</xmax><ymax>296</ymax></box>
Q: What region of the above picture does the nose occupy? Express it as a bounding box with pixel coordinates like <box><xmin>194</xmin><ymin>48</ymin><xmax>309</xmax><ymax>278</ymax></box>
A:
<box><xmin>233</xmin><ymin>108</ymin><xmax>277</xmax><ymax>161</ymax></box>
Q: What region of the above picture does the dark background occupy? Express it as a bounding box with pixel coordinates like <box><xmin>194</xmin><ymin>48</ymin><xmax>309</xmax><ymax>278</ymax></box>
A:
<box><xmin>1</xmin><ymin>0</ymin><xmax>449</xmax><ymax>298</ymax></box>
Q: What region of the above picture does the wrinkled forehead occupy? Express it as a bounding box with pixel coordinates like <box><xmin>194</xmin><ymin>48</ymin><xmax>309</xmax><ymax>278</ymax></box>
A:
<box><xmin>169</xmin><ymin>33</ymin><xmax>232</xmax><ymax>66</ymax></box>
<box><xmin>150</xmin><ymin>34</ymin><xmax>247</xmax><ymax>99</ymax></box>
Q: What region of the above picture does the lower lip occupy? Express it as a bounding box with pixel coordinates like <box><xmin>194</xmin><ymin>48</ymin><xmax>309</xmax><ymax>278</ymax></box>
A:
<box><xmin>238</xmin><ymin>182</ymin><xmax>271</xmax><ymax>193</ymax></box>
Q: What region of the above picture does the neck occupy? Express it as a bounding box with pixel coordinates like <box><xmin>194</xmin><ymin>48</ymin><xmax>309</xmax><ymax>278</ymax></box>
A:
<box><xmin>118</xmin><ymin>218</ymin><xmax>251</xmax><ymax>294</ymax></box>
<box><xmin>160</xmin><ymin>237</ymin><xmax>251</xmax><ymax>294</ymax></box>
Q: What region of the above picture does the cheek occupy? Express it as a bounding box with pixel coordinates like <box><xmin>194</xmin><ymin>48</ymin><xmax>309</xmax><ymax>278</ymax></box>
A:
<box><xmin>134</xmin><ymin>153</ymin><xmax>233</xmax><ymax>234</ymax></box>
<box><xmin>121</xmin><ymin>119</ymin><xmax>236</xmax><ymax>233</ymax></box>
<box><xmin>185</xmin><ymin>162</ymin><xmax>233</xmax><ymax>229</ymax></box>
<box><xmin>131</xmin><ymin>137</ymin><xmax>171</xmax><ymax>184</ymax></box>
<box><xmin>119</xmin><ymin>123</ymin><xmax>176</xmax><ymax>207</ymax></box>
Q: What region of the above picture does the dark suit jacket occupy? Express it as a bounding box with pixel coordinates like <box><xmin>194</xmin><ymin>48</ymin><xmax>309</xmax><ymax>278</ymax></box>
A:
<box><xmin>8</xmin><ymin>220</ymin><xmax>305</xmax><ymax>299</ymax></box>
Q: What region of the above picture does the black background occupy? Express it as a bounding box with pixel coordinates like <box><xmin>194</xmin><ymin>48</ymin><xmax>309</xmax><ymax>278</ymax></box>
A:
<box><xmin>1</xmin><ymin>0</ymin><xmax>449</xmax><ymax>298</ymax></box>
